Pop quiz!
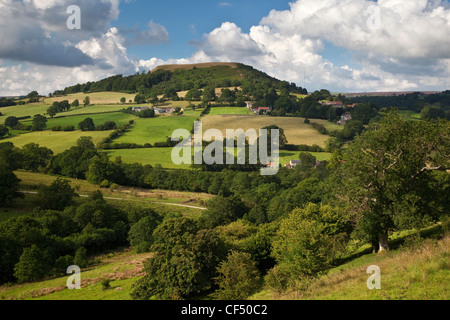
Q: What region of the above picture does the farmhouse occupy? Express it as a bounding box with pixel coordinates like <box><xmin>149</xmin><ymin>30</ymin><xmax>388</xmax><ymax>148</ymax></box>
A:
<box><xmin>132</xmin><ymin>106</ymin><xmax>149</xmax><ymax>112</ymax></box>
<box><xmin>289</xmin><ymin>159</ymin><xmax>301</xmax><ymax>167</ymax></box>
<box><xmin>338</xmin><ymin>112</ymin><xmax>353</xmax><ymax>125</ymax></box>
<box><xmin>320</xmin><ymin>101</ymin><xmax>344</xmax><ymax>108</ymax></box>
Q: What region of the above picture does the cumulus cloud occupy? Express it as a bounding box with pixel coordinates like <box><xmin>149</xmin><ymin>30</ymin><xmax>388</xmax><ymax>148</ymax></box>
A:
<box><xmin>2</xmin><ymin>0</ymin><xmax>450</xmax><ymax>95</ymax></box>
<box><xmin>186</xmin><ymin>0</ymin><xmax>450</xmax><ymax>92</ymax></box>
<box><xmin>0</xmin><ymin>0</ymin><xmax>120</xmax><ymax>67</ymax></box>
<box><xmin>120</xmin><ymin>21</ymin><xmax>169</xmax><ymax>45</ymax></box>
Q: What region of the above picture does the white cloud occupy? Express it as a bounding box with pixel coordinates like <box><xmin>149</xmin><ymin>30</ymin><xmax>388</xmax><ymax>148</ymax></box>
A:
<box><xmin>184</xmin><ymin>0</ymin><xmax>450</xmax><ymax>92</ymax></box>
<box><xmin>2</xmin><ymin>0</ymin><xmax>450</xmax><ymax>95</ymax></box>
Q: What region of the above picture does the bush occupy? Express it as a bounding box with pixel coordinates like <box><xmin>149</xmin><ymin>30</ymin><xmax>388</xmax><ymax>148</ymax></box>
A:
<box><xmin>214</xmin><ymin>251</ymin><xmax>261</xmax><ymax>300</ymax></box>
<box><xmin>101</xmin><ymin>278</ymin><xmax>112</xmax><ymax>290</ymax></box>
<box><xmin>51</xmin><ymin>126</ymin><xmax>62</xmax><ymax>132</ymax></box>
<box><xmin>62</xmin><ymin>125</ymin><xmax>75</xmax><ymax>132</ymax></box>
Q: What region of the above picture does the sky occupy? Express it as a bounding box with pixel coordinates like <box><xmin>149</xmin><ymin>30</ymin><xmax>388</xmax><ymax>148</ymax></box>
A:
<box><xmin>0</xmin><ymin>0</ymin><xmax>450</xmax><ymax>96</ymax></box>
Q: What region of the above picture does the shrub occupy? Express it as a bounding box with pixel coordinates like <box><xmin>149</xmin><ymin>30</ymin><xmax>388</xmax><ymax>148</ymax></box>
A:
<box><xmin>101</xmin><ymin>278</ymin><xmax>112</xmax><ymax>290</ymax></box>
<box><xmin>214</xmin><ymin>251</ymin><xmax>261</xmax><ymax>300</ymax></box>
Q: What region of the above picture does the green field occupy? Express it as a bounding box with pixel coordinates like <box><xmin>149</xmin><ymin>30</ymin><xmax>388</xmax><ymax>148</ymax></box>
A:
<box><xmin>2</xmin><ymin>130</ymin><xmax>112</xmax><ymax>154</ymax></box>
<box><xmin>208</xmin><ymin>107</ymin><xmax>252</xmax><ymax>115</ymax></box>
<box><xmin>105</xmin><ymin>148</ymin><xmax>192</xmax><ymax>169</ymax></box>
<box><xmin>114</xmin><ymin>116</ymin><xmax>198</xmax><ymax>145</ymax></box>
<box><xmin>42</xmin><ymin>112</ymin><xmax>136</xmax><ymax>128</ymax></box>
<box><xmin>279</xmin><ymin>151</ymin><xmax>332</xmax><ymax>164</ymax></box>
<box><xmin>0</xmin><ymin>104</ymin><xmax>49</xmax><ymax>124</ymax></box>
<box><xmin>61</xmin><ymin>104</ymin><xmax>130</xmax><ymax>116</ymax></box>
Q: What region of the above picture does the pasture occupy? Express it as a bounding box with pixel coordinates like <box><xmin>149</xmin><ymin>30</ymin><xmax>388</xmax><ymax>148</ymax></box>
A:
<box><xmin>43</xmin><ymin>112</ymin><xmax>136</xmax><ymax>128</ymax></box>
<box><xmin>43</xmin><ymin>92</ymin><xmax>137</xmax><ymax>105</ymax></box>
<box><xmin>208</xmin><ymin>107</ymin><xmax>252</xmax><ymax>115</ymax></box>
<box><xmin>201</xmin><ymin>115</ymin><xmax>337</xmax><ymax>147</ymax></box>
<box><xmin>0</xmin><ymin>104</ymin><xmax>49</xmax><ymax>124</ymax></box>
<box><xmin>2</xmin><ymin>130</ymin><xmax>112</xmax><ymax>154</ymax></box>
<box><xmin>114</xmin><ymin>116</ymin><xmax>198</xmax><ymax>145</ymax></box>
<box><xmin>105</xmin><ymin>148</ymin><xmax>192</xmax><ymax>169</ymax></box>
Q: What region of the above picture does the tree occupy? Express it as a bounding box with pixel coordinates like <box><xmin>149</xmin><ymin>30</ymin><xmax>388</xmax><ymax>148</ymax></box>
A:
<box><xmin>131</xmin><ymin>217</ymin><xmax>226</xmax><ymax>300</ymax></box>
<box><xmin>120</xmin><ymin>97</ymin><xmax>126</xmax><ymax>104</ymax></box>
<box><xmin>0</xmin><ymin>125</ymin><xmax>8</xmax><ymax>138</ymax></box>
<box><xmin>46</xmin><ymin>105</ymin><xmax>58</xmax><ymax>118</ymax></box>
<box><xmin>331</xmin><ymin>114</ymin><xmax>450</xmax><ymax>252</ymax></box>
<box><xmin>78</xmin><ymin>117</ymin><xmax>95</xmax><ymax>131</ymax></box>
<box><xmin>77</xmin><ymin>136</ymin><xmax>96</xmax><ymax>150</ymax></box>
<box><xmin>83</xmin><ymin>96</ymin><xmax>90</xmax><ymax>107</ymax></box>
<box><xmin>272</xmin><ymin>203</ymin><xmax>350</xmax><ymax>278</ymax></box>
<box><xmin>128</xmin><ymin>215</ymin><xmax>163</xmax><ymax>252</ymax></box>
<box><xmin>72</xmin><ymin>99</ymin><xmax>80</xmax><ymax>108</ymax></box>
<box><xmin>200</xmin><ymin>196</ymin><xmax>247</xmax><ymax>228</ymax></box>
<box><xmin>13</xmin><ymin>245</ymin><xmax>52</xmax><ymax>283</ymax></box>
<box><xmin>36</xmin><ymin>178</ymin><xmax>78</xmax><ymax>211</ymax></box>
<box><xmin>31</xmin><ymin>114</ymin><xmax>47</xmax><ymax>131</ymax></box>
<box><xmin>73</xmin><ymin>247</ymin><xmax>88</xmax><ymax>268</ymax></box>
<box><xmin>0</xmin><ymin>161</ymin><xmax>23</xmax><ymax>206</ymax></box>
<box><xmin>4</xmin><ymin>116</ymin><xmax>19</xmax><ymax>128</ymax></box>
<box><xmin>214</xmin><ymin>251</ymin><xmax>261</xmax><ymax>300</ymax></box>
<box><xmin>20</xmin><ymin>143</ymin><xmax>53</xmax><ymax>172</ymax></box>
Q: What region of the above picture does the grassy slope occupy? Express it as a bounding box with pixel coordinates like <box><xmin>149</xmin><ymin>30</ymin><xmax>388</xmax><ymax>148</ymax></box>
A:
<box><xmin>2</xmin><ymin>130</ymin><xmax>112</xmax><ymax>154</ymax></box>
<box><xmin>251</xmin><ymin>232</ymin><xmax>450</xmax><ymax>301</ymax></box>
<box><xmin>43</xmin><ymin>92</ymin><xmax>137</xmax><ymax>105</ymax></box>
<box><xmin>201</xmin><ymin>115</ymin><xmax>337</xmax><ymax>147</ymax></box>
<box><xmin>114</xmin><ymin>115</ymin><xmax>198</xmax><ymax>145</ymax></box>
<box><xmin>2</xmin><ymin>229</ymin><xmax>447</xmax><ymax>300</ymax></box>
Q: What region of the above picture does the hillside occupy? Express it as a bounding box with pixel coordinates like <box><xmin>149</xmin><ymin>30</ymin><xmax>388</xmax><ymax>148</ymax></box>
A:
<box><xmin>1</xmin><ymin>227</ymin><xmax>447</xmax><ymax>300</ymax></box>
<box><xmin>151</xmin><ymin>62</ymin><xmax>240</xmax><ymax>72</ymax></box>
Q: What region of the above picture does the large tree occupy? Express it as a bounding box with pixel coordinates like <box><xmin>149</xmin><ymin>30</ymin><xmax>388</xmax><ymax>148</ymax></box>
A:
<box><xmin>331</xmin><ymin>114</ymin><xmax>450</xmax><ymax>252</ymax></box>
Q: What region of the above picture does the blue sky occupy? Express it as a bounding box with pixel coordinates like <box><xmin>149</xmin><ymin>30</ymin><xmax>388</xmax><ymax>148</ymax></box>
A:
<box><xmin>115</xmin><ymin>1</ymin><xmax>292</xmax><ymax>60</ymax></box>
<box><xmin>0</xmin><ymin>0</ymin><xmax>449</xmax><ymax>95</ymax></box>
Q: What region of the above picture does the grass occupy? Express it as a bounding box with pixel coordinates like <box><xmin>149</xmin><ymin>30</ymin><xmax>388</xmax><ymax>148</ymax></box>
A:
<box><xmin>43</xmin><ymin>112</ymin><xmax>136</xmax><ymax>128</ymax></box>
<box><xmin>250</xmin><ymin>228</ymin><xmax>450</xmax><ymax>301</ymax></box>
<box><xmin>208</xmin><ymin>107</ymin><xmax>252</xmax><ymax>115</ymax></box>
<box><xmin>397</xmin><ymin>110</ymin><xmax>422</xmax><ymax>121</ymax></box>
<box><xmin>279</xmin><ymin>151</ymin><xmax>332</xmax><ymax>164</ymax></box>
<box><xmin>105</xmin><ymin>148</ymin><xmax>193</xmax><ymax>169</ymax></box>
<box><xmin>0</xmin><ymin>170</ymin><xmax>211</xmax><ymax>224</ymax></box>
<box><xmin>61</xmin><ymin>104</ymin><xmax>130</xmax><ymax>116</ymax></box>
<box><xmin>43</xmin><ymin>92</ymin><xmax>137</xmax><ymax>105</ymax></box>
<box><xmin>0</xmin><ymin>104</ymin><xmax>49</xmax><ymax>124</ymax></box>
<box><xmin>114</xmin><ymin>116</ymin><xmax>198</xmax><ymax>145</ymax></box>
<box><xmin>0</xmin><ymin>248</ymin><xmax>152</xmax><ymax>300</ymax></box>
<box><xmin>2</xmin><ymin>130</ymin><xmax>113</xmax><ymax>154</ymax></box>
<box><xmin>201</xmin><ymin>115</ymin><xmax>337</xmax><ymax>147</ymax></box>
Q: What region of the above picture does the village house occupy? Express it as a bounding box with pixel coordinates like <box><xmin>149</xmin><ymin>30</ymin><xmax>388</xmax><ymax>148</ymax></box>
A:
<box><xmin>338</xmin><ymin>112</ymin><xmax>353</xmax><ymax>125</ymax></box>
<box><xmin>289</xmin><ymin>159</ymin><xmax>301</xmax><ymax>167</ymax></box>
<box><xmin>132</xmin><ymin>106</ymin><xmax>149</xmax><ymax>112</ymax></box>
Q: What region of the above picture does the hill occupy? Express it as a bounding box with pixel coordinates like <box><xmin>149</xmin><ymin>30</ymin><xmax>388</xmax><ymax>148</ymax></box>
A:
<box><xmin>54</xmin><ymin>62</ymin><xmax>307</xmax><ymax>97</ymax></box>
<box><xmin>151</xmin><ymin>62</ymin><xmax>240</xmax><ymax>72</ymax></box>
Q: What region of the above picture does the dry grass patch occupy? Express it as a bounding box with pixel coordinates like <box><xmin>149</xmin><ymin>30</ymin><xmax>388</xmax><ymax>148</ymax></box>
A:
<box><xmin>201</xmin><ymin>115</ymin><xmax>331</xmax><ymax>147</ymax></box>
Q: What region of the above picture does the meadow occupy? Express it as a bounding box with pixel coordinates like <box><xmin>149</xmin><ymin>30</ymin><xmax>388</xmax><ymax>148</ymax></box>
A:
<box><xmin>114</xmin><ymin>115</ymin><xmax>198</xmax><ymax>145</ymax></box>
<box><xmin>201</xmin><ymin>115</ymin><xmax>338</xmax><ymax>147</ymax></box>
<box><xmin>43</xmin><ymin>92</ymin><xmax>137</xmax><ymax>105</ymax></box>
<box><xmin>105</xmin><ymin>148</ymin><xmax>192</xmax><ymax>169</ymax></box>
<box><xmin>2</xmin><ymin>130</ymin><xmax>112</xmax><ymax>154</ymax></box>
<box><xmin>43</xmin><ymin>112</ymin><xmax>136</xmax><ymax>128</ymax></box>
<box><xmin>207</xmin><ymin>106</ymin><xmax>252</xmax><ymax>115</ymax></box>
